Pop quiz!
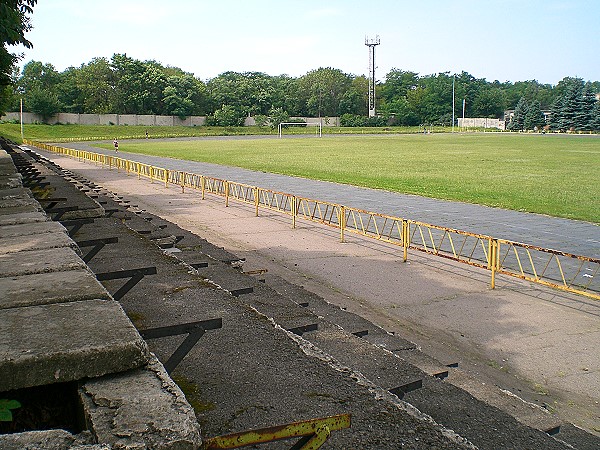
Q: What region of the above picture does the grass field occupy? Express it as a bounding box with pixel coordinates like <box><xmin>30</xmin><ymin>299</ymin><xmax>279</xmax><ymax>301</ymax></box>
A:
<box><xmin>1</xmin><ymin>123</ymin><xmax>597</xmax><ymax>223</ymax></box>
<box><xmin>90</xmin><ymin>133</ymin><xmax>599</xmax><ymax>224</ymax></box>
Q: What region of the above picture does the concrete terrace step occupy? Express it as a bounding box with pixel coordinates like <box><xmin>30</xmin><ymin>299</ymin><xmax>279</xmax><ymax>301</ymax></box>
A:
<box><xmin>0</xmin><ymin>299</ymin><xmax>149</xmax><ymax>391</ymax></box>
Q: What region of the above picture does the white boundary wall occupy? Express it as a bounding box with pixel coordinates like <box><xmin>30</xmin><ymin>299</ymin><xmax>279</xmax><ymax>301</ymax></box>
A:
<box><xmin>1</xmin><ymin>112</ymin><xmax>339</xmax><ymax>127</ymax></box>
<box><xmin>458</xmin><ymin>117</ymin><xmax>505</xmax><ymax>130</ymax></box>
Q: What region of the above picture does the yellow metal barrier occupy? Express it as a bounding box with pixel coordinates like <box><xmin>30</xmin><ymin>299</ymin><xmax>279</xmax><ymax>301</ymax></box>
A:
<box><xmin>202</xmin><ymin>414</ymin><xmax>351</xmax><ymax>449</ymax></box>
<box><xmin>25</xmin><ymin>139</ymin><xmax>600</xmax><ymax>301</ymax></box>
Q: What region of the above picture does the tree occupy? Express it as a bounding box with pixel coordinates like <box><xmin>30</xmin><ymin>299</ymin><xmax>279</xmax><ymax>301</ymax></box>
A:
<box><xmin>523</xmin><ymin>100</ymin><xmax>545</xmax><ymax>130</ymax></box>
<box><xmin>472</xmin><ymin>87</ymin><xmax>506</xmax><ymax>118</ymax></box>
<box><xmin>297</xmin><ymin>68</ymin><xmax>352</xmax><ymax>117</ymax></box>
<box><xmin>27</xmin><ymin>87</ymin><xmax>60</xmax><ymax>121</ymax></box>
<box><xmin>0</xmin><ymin>1</ymin><xmax>37</xmax><ymax>94</ymax></box>
<box><xmin>163</xmin><ymin>74</ymin><xmax>207</xmax><ymax>118</ymax></box>
<box><xmin>508</xmin><ymin>97</ymin><xmax>528</xmax><ymax>131</ymax></box>
<box><xmin>209</xmin><ymin>104</ymin><xmax>244</xmax><ymax>126</ymax></box>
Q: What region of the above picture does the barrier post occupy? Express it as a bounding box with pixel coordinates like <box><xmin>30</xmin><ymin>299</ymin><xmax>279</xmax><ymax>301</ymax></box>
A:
<box><xmin>165</xmin><ymin>169</ymin><xmax>169</xmax><ymax>188</ymax></box>
<box><xmin>292</xmin><ymin>196</ymin><xmax>297</xmax><ymax>229</ymax></box>
<box><xmin>490</xmin><ymin>238</ymin><xmax>498</xmax><ymax>289</ymax></box>
<box><xmin>150</xmin><ymin>167</ymin><xmax>154</xmax><ymax>183</ymax></box>
<box><xmin>137</xmin><ymin>163</ymin><xmax>141</xmax><ymax>180</ymax></box>
<box><xmin>201</xmin><ymin>176</ymin><xmax>205</xmax><ymax>200</ymax></box>
<box><xmin>402</xmin><ymin>219</ymin><xmax>409</xmax><ymax>262</ymax></box>
<box><xmin>339</xmin><ymin>206</ymin><xmax>346</xmax><ymax>243</ymax></box>
<box><xmin>225</xmin><ymin>181</ymin><xmax>229</xmax><ymax>207</ymax></box>
<box><xmin>181</xmin><ymin>171</ymin><xmax>185</xmax><ymax>193</ymax></box>
<box><xmin>254</xmin><ymin>187</ymin><xmax>259</xmax><ymax>216</ymax></box>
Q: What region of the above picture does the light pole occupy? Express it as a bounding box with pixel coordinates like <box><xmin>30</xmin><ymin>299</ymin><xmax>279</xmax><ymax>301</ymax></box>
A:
<box><xmin>20</xmin><ymin>98</ymin><xmax>24</xmax><ymax>141</ymax></box>
<box><xmin>452</xmin><ymin>75</ymin><xmax>455</xmax><ymax>132</ymax></box>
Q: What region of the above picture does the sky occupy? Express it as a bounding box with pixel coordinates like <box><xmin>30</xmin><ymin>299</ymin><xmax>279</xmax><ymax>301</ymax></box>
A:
<box><xmin>12</xmin><ymin>0</ymin><xmax>600</xmax><ymax>85</ymax></box>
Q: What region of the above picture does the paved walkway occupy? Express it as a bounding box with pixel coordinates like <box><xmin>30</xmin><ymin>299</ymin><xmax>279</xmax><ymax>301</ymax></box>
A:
<box><xmin>68</xmin><ymin>138</ymin><xmax>599</xmax><ymax>258</ymax></box>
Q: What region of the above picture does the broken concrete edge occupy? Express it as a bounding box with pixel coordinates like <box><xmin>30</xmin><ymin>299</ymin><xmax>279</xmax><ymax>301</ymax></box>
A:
<box><xmin>0</xmin><ymin>355</ymin><xmax>201</xmax><ymax>450</ymax></box>
<box><xmin>252</xmin><ymin>305</ymin><xmax>478</xmax><ymax>450</ymax></box>
<box><xmin>79</xmin><ymin>353</ymin><xmax>202</xmax><ymax>450</ymax></box>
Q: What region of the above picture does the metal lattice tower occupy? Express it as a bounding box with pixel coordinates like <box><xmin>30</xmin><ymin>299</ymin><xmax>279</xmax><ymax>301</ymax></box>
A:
<box><xmin>365</xmin><ymin>35</ymin><xmax>380</xmax><ymax>117</ymax></box>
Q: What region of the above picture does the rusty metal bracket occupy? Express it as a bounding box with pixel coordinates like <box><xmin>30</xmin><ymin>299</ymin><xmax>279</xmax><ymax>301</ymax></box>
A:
<box><xmin>96</xmin><ymin>266</ymin><xmax>157</xmax><ymax>301</ymax></box>
<box><xmin>76</xmin><ymin>237</ymin><xmax>118</xmax><ymax>263</ymax></box>
<box><xmin>140</xmin><ymin>318</ymin><xmax>222</xmax><ymax>374</ymax></box>
<box><xmin>202</xmin><ymin>413</ymin><xmax>351</xmax><ymax>449</ymax></box>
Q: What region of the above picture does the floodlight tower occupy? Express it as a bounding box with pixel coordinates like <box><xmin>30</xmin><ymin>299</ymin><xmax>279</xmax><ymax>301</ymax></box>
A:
<box><xmin>365</xmin><ymin>35</ymin><xmax>380</xmax><ymax>117</ymax></box>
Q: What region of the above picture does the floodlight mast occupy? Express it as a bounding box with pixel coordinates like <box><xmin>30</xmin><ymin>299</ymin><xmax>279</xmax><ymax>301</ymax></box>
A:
<box><xmin>365</xmin><ymin>35</ymin><xmax>380</xmax><ymax>118</ymax></box>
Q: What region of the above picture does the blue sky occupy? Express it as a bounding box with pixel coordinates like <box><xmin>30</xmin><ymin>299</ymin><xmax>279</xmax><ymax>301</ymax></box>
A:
<box><xmin>13</xmin><ymin>0</ymin><xmax>600</xmax><ymax>85</ymax></box>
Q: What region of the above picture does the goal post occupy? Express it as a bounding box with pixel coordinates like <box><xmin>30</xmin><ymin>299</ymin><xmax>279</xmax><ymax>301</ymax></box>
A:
<box><xmin>278</xmin><ymin>122</ymin><xmax>322</xmax><ymax>138</ymax></box>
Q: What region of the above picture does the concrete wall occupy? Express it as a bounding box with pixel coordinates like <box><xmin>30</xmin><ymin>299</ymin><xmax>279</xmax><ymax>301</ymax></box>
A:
<box><xmin>458</xmin><ymin>117</ymin><xmax>505</xmax><ymax>130</ymax></box>
<box><xmin>1</xmin><ymin>112</ymin><xmax>339</xmax><ymax>127</ymax></box>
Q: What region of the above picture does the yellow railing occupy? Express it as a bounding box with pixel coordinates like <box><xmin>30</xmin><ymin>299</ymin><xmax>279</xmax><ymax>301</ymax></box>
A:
<box><xmin>25</xmin><ymin>139</ymin><xmax>600</xmax><ymax>301</ymax></box>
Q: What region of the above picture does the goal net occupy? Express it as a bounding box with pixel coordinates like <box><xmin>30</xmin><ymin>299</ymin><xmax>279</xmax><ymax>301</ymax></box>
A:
<box><xmin>278</xmin><ymin>122</ymin><xmax>322</xmax><ymax>138</ymax></box>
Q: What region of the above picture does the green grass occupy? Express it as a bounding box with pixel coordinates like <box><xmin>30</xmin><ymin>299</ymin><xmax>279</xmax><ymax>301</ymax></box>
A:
<box><xmin>90</xmin><ymin>133</ymin><xmax>599</xmax><ymax>223</ymax></box>
<box><xmin>1</xmin><ymin>123</ymin><xmax>597</xmax><ymax>223</ymax></box>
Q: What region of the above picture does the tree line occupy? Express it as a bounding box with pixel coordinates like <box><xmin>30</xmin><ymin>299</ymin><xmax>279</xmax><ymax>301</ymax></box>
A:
<box><xmin>2</xmin><ymin>53</ymin><xmax>600</xmax><ymax>130</ymax></box>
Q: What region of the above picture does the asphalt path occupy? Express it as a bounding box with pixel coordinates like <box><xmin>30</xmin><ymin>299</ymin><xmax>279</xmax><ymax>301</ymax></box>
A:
<box><xmin>67</xmin><ymin>136</ymin><xmax>599</xmax><ymax>258</ymax></box>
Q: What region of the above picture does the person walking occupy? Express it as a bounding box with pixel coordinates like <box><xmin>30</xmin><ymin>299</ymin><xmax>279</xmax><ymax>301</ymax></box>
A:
<box><xmin>113</xmin><ymin>138</ymin><xmax>119</xmax><ymax>153</ymax></box>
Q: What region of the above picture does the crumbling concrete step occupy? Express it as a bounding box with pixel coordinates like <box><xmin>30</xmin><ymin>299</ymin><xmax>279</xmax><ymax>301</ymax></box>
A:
<box><xmin>554</xmin><ymin>423</ymin><xmax>600</xmax><ymax>450</ymax></box>
<box><xmin>448</xmin><ymin>369</ymin><xmax>562</xmax><ymax>436</ymax></box>
<box><xmin>0</xmin><ymin>187</ymin><xmax>31</xmax><ymax>200</ymax></box>
<box><xmin>403</xmin><ymin>376</ymin><xmax>569</xmax><ymax>450</ymax></box>
<box><xmin>307</xmin><ymin>322</ymin><xmax>427</xmax><ymax>391</ymax></box>
<box><xmin>0</xmin><ymin>220</ymin><xmax>67</xmax><ymax>238</ymax></box>
<box><xmin>0</xmin><ymin>269</ymin><xmax>110</xmax><ymax>309</ymax></box>
<box><xmin>0</xmin><ymin>203</ymin><xmax>42</xmax><ymax>215</ymax></box>
<box><xmin>0</xmin><ymin>231</ymin><xmax>76</xmax><ymax>255</ymax></box>
<box><xmin>0</xmin><ymin>211</ymin><xmax>48</xmax><ymax>226</ymax></box>
<box><xmin>80</xmin><ymin>355</ymin><xmax>202</xmax><ymax>449</ymax></box>
<box><xmin>0</xmin><ymin>175</ymin><xmax>22</xmax><ymax>189</ymax></box>
<box><xmin>0</xmin><ymin>299</ymin><xmax>149</xmax><ymax>391</ymax></box>
<box><xmin>0</xmin><ymin>247</ymin><xmax>86</xmax><ymax>277</ymax></box>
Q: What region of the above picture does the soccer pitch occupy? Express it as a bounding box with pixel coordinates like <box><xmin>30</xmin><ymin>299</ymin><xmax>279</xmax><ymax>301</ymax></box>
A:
<box><xmin>92</xmin><ymin>133</ymin><xmax>599</xmax><ymax>224</ymax></box>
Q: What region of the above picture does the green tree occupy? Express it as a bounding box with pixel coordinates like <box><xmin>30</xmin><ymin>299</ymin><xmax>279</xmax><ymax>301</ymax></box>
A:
<box><xmin>0</xmin><ymin>0</ymin><xmax>37</xmax><ymax>111</ymax></box>
<box><xmin>297</xmin><ymin>67</ymin><xmax>352</xmax><ymax>117</ymax></box>
<box><xmin>27</xmin><ymin>87</ymin><xmax>60</xmax><ymax>121</ymax></box>
<box><xmin>210</xmin><ymin>104</ymin><xmax>244</xmax><ymax>126</ymax></box>
<box><xmin>508</xmin><ymin>97</ymin><xmax>528</xmax><ymax>131</ymax></box>
<box><xmin>163</xmin><ymin>74</ymin><xmax>207</xmax><ymax>118</ymax></box>
<box><xmin>75</xmin><ymin>57</ymin><xmax>115</xmax><ymax>114</ymax></box>
<box><xmin>472</xmin><ymin>87</ymin><xmax>506</xmax><ymax>118</ymax></box>
<box><xmin>111</xmin><ymin>54</ymin><xmax>167</xmax><ymax>114</ymax></box>
<box><xmin>523</xmin><ymin>100</ymin><xmax>545</xmax><ymax>130</ymax></box>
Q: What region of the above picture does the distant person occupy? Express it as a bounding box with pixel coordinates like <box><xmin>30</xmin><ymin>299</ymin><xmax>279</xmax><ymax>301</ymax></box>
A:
<box><xmin>113</xmin><ymin>138</ymin><xmax>119</xmax><ymax>153</ymax></box>
<box><xmin>145</xmin><ymin>130</ymin><xmax>149</xmax><ymax>139</ymax></box>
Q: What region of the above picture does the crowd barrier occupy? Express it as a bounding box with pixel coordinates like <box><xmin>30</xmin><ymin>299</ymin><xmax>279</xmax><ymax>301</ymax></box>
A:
<box><xmin>25</xmin><ymin>139</ymin><xmax>599</xmax><ymax>301</ymax></box>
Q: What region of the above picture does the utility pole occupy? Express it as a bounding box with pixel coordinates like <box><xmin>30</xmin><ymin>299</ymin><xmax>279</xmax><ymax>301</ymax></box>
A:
<box><xmin>365</xmin><ymin>36</ymin><xmax>380</xmax><ymax>118</ymax></box>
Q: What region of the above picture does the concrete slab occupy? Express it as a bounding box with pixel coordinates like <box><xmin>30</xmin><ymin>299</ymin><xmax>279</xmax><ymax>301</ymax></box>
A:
<box><xmin>0</xmin><ymin>175</ymin><xmax>22</xmax><ymax>189</ymax></box>
<box><xmin>0</xmin><ymin>429</ymin><xmax>97</xmax><ymax>450</ymax></box>
<box><xmin>0</xmin><ymin>220</ymin><xmax>67</xmax><ymax>238</ymax></box>
<box><xmin>0</xmin><ymin>230</ymin><xmax>76</xmax><ymax>254</ymax></box>
<box><xmin>0</xmin><ymin>203</ymin><xmax>42</xmax><ymax>215</ymax></box>
<box><xmin>0</xmin><ymin>269</ymin><xmax>110</xmax><ymax>309</ymax></box>
<box><xmin>0</xmin><ymin>187</ymin><xmax>31</xmax><ymax>200</ymax></box>
<box><xmin>0</xmin><ymin>211</ymin><xmax>47</xmax><ymax>226</ymax></box>
<box><xmin>0</xmin><ymin>196</ymin><xmax>39</xmax><ymax>210</ymax></box>
<box><xmin>80</xmin><ymin>355</ymin><xmax>202</xmax><ymax>449</ymax></box>
<box><xmin>0</xmin><ymin>299</ymin><xmax>149</xmax><ymax>391</ymax></box>
<box><xmin>0</xmin><ymin>247</ymin><xmax>86</xmax><ymax>277</ymax></box>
